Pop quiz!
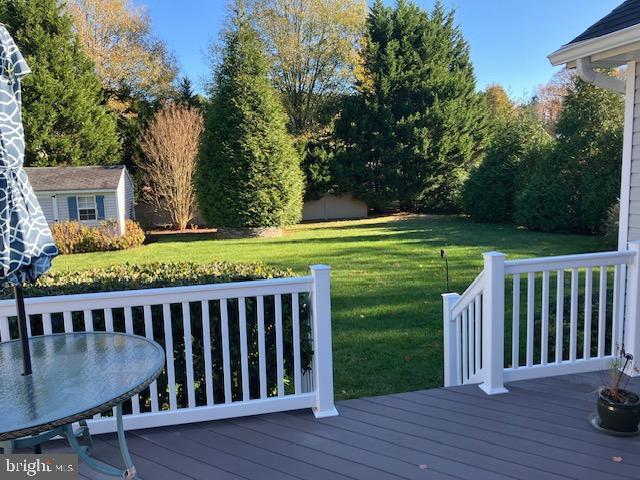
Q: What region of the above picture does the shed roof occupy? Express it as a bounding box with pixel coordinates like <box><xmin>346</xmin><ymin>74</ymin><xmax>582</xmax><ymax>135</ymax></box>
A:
<box><xmin>568</xmin><ymin>0</ymin><xmax>640</xmax><ymax>45</ymax></box>
<box><xmin>25</xmin><ymin>165</ymin><xmax>126</xmax><ymax>192</ymax></box>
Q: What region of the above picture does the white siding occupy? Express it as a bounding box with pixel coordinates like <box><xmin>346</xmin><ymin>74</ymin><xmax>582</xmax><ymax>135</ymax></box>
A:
<box><xmin>628</xmin><ymin>65</ymin><xmax>640</xmax><ymax>241</ymax></box>
<box><xmin>36</xmin><ymin>194</ymin><xmax>55</xmax><ymax>223</ymax></box>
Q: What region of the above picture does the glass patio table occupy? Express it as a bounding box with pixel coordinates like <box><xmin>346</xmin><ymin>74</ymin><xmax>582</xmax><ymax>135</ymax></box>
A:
<box><xmin>0</xmin><ymin>332</ymin><xmax>165</xmax><ymax>479</ymax></box>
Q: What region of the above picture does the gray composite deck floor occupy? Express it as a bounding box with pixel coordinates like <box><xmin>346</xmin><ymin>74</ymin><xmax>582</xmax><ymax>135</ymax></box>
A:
<box><xmin>46</xmin><ymin>371</ymin><xmax>640</xmax><ymax>480</ymax></box>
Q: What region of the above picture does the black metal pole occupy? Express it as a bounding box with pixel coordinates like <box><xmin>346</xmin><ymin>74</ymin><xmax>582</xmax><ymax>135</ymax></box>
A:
<box><xmin>13</xmin><ymin>284</ymin><xmax>31</xmax><ymax>375</ymax></box>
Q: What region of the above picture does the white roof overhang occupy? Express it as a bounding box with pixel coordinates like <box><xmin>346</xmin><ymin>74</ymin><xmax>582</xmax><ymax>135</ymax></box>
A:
<box><xmin>549</xmin><ymin>23</ymin><xmax>640</xmax><ymax>67</ymax></box>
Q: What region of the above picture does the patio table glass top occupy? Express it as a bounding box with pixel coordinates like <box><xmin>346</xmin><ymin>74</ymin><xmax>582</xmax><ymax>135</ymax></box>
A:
<box><xmin>0</xmin><ymin>332</ymin><xmax>164</xmax><ymax>441</ymax></box>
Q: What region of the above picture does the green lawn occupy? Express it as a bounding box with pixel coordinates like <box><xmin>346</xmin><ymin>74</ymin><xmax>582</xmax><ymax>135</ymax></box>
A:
<box><xmin>53</xmin><ymin>215</ymin><xmax>606</xmax><ymax>399</ymax></box>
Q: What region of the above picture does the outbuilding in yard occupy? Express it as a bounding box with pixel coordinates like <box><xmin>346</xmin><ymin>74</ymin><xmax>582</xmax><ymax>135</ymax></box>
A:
<box><xmin>25</xmin><ymin>165</ymin><xmax>135</xmax><ymax>236</ymax></box>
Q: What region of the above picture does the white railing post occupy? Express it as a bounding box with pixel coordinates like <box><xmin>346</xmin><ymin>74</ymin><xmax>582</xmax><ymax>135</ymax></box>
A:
<box><xmin>480</xmin><ymin>252</ymin><xmax>508</xmax><ymax>395</ymax></box>
<box><xmin>442</xmin><ymin>293</ymin><xmax>461</xmax><ymax>387</ymax></box>
<box><xmin>310</xmin><ymin>265</ymin><xmax>339</xmax><ymax>417</ymax></box>
<box><xmin>624</xmin><ymin>241</ymin><xmax>640</xmax><ymax>375</ymax></box>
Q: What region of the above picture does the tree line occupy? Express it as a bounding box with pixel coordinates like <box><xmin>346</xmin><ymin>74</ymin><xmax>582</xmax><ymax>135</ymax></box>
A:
<box><xmin>1</xmin><ymin>0</ymin><xmax>624</xmax><ymax>235</ymax></box>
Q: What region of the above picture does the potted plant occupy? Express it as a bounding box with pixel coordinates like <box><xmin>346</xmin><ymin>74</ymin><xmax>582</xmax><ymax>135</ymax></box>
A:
<box><xmin>596</xmin><ymin>353</ymin><xmax>640</xmax><ymax>434</ymax></box>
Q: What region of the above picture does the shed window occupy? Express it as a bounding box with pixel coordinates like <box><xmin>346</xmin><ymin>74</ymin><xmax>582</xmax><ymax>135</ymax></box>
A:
<box><xmin>77</xmin><ymin>195</ymin><xmax>97</xmax><ymax>221</ymax></box>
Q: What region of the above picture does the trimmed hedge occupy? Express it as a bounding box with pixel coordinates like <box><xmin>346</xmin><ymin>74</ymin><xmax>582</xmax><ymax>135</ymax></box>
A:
<box><xmin>2</xmin><ymin>262</ymin><xmax>310</xmax><ymax>409</ymax></box>
<box><xmin>51</xmin><ymin>220</ymin><xmax>145</xmax><ymax>254</ymax></box>
<box><xmin>2</xmin><ymin>261</ymin><xmax>293</xmax><ymax>299</ymax></box>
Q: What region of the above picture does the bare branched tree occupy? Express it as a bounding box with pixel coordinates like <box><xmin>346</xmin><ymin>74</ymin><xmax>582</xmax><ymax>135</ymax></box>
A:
<box><xmin>248</xmin><ymin>0</ymin><xmax>367</xmax><ymax>135</ymax></box>
<box><xmin>139</xmin><ymin>103</ymin><xmax>204</xmax><ymax>230</ymax></box>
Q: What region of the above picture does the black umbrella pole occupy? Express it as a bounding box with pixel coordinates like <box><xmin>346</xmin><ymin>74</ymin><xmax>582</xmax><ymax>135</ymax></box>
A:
<box><xmin>14</xmin><ymin>285</ymin><xmax>32</xmax><ymax>375</ymax></box>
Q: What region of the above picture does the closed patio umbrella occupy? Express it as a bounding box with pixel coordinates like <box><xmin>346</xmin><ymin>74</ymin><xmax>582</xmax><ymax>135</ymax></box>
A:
<box><xmin>0</xmin><ymin>24</ymin><xmax>57</xmax><ymax>375</ymax></box>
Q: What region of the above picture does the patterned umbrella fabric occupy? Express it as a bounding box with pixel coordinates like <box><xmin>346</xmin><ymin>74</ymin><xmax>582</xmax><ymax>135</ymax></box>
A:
<box><xmin>0</xmin><ymin>24</ymin><xmax>57</xmax><ymax>376</ymax></box>
<box><xmin>0</xmin><ymin>24</ymin><xmax>57</xmax><ymax>286</ymax></box>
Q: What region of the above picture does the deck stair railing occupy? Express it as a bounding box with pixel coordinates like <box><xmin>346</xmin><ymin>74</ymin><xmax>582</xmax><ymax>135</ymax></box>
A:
<box><xmin>0</xmin><ymin>265</ymin><xmax>338</xmax><ymax>433</ymax></box>
<box><xmin>443</xmin><ymin>245</ymin><xmax>640</xmax><ymax>394</ymax></box>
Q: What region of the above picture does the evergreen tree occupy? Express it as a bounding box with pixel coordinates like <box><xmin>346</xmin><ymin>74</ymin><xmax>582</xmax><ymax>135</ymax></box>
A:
<box><xmin>335</xmin><ymin>0</ymin><xmax>489</xmax><ymax>212</ymax></box>
<box><xmin>176</xmin><ymin>75</ymin><xmax>200</xmax><ymax>108</ymax></box>
<box><xmin>197</xmin><ymin>7</ymin><xmax>303</xmax><ymax>228</ymax></box>
<box><xmin>0</xmin><ymin>0</ymin><xmax>120</xmax><ymax>166</ymax></box>
<box><xmin>462</xmin><ymin>108</ymin><xmax>551</xmax><ymax>223</ymax></box>
<box><xmin>515</xmin><ymin>76</ymin><xmax>623</xmax><ymax>233</ymax></box>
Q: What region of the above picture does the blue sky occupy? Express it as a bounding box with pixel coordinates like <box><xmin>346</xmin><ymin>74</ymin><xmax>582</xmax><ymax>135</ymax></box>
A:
<box><xmin>144</xmin><ymin>0</ymin><xmax>621</xmax><ymax>99</ymax></box>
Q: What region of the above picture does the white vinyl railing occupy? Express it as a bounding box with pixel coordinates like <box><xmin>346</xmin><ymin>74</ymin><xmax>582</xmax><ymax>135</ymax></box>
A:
<box><xmin>0</xmin><ymin>265</ymin><xmax>338</xmax><ymax>433</ymax></box>
<box><xmin>443</xmin><ymin>246</ymin><xmax>640</xmax><ymax>394</ymax></box>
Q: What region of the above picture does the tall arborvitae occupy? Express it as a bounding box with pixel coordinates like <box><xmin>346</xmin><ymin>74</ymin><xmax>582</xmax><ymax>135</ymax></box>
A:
<box><xmin>335</xmin><ymin>0</ymin><xmax>489</xmax><ymax>212</ymax></box>
<box><xmin>0</xmin><ymin>0</ymin><xmax>120</xmax><ymax>166</ymax></box>
<box><xmin>515</xmin><ymin>76</ymin><xmax>623</xmax><ymax>233</ymax></box>
<box><xmin>197</xmin><ymin>6</ymin><xmax>303</xmax><ymax>228</ymax></box>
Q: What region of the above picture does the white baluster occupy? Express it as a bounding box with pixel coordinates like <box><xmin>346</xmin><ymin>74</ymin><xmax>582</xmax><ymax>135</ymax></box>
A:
<box><xmin>181</xmin><ymin>302</ymin><xmax>195</xmax><ymax>409</ymax></box>
<box><xmin>0</xmin><ymin>316</ymin><xmax>9</xmax><ymax>341</ymax></box>
<box><xmin>598</xmin><ymin>266</ymin><xmax>607</xmax><ymax>358</ymax></box>
<box><xmin>475</xmin><ymin>295</ymin><xmax>482</xmax><ymax>370</ymax></box>
<box><xmin>512</xmin><ymin>274</ymin><xmax>520</xmax><ymax>368</ymax></box>
<box><xmin>583</xmin><ymin>268</ymin><xmax>593</xmax><ymax>360</ymax></box>
<box><xmin>201</xmin><ymin>300</ymin><xmax>214</xmax><ymax>406</ymax></box>
<box><xmin>220</xmin><ymin>298</ymin><xmax>232</xmax><ymax>403</ymax></box>
<box><xmin>83</xmin><ymin>309</ymin><xmax>93</xmax><ymax>332</ymax></box>
<box><xmin>105</xmin><ymin>308</ymin><xmax>114</xmax><ymax>332</ymax></box>
<box><xmin>275</xmin><ymin>294</ymin><xmax>285</xmax><ymax>396</ymax></box>
<box><xmin>42</xmin><ymin>313</ymin><xmax>52</xmax><ymax>336</ymax></box>
<box><xmin>541</xmin><ymin>271</ymin><xmax>550</xmax><ymax>365</ymax></box>
<box><xmin>526</xmin><ymin>273</ymin><xmax>535</xmax><ymax>367</ymax></box>
<box><xmin>569</xmin><ymin>269</ymin><xmax>579</xmax><ymax>361</ymax></box>
<box><xmin>124</xmin><ymin>307</ymin><xmax>140</xmax><ymax>414</ymax></box>
<box><xmin>143</xmin><ymin>305</ymin><xmax>159</xmax><ymax>413</ymax></box>
<box><xmin>292</xmin><ymin>293</ymin><xmax>302</xmax><ymax>395</ymax></box>
<box><xmin>555</xmin><ymin>270</ymin><xmax>564</xmax><ymax>363</ymax></box>
<box><xmin>257</xmin><ymin>295</ymin><xmax>267</xmax><ymax>398</ymax></box>
<box><xmin>468</xmin><ymin>302</ymin><xmax>475</xmax><ymax>376</ymax></box>
<box><xmin>63</xmin><ymin>311</ymin><xmax>73</xmax><ymax>333</ymax></box>
<box><xmin>162</xmin><ymin>303</ymin><xmax>177</xmax><ymax>410</ymax></box>
<box><xmin>462</xmin><ymin>308</ymin><xmax>468</xmax><ymax>381</ymax></box>
<box><xmin>238</xmin><ymin>297</ymin><xmax>250</xmax><ymax>401</ymax></box>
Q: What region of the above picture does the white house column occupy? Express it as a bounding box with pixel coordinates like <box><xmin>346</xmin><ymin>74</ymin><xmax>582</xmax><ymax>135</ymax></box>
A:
<box><xmin>618</xmin><ymin>61</ymin><xmax>636</xmax><ymax>248</ymax></box>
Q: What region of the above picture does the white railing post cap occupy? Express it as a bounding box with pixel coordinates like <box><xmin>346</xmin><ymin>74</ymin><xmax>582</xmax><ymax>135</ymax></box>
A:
<box><xmin>442</xmin><ymin>292</ymin><xmax>461</xmax><ymax>300</ymax></box>
<box><xmin>310</xmin><ymin>264</ymin><xmax>331</xmax><ymax>272</ymax></box>
<box><xmin>483</xmin><ymin>251</ymin><xmax>506</xmax><ymax>260</ymax></box>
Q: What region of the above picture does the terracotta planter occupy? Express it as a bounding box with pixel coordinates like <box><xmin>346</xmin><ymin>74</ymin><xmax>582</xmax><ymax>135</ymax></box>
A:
<box><xmin>597</xmin><ymin>389</ymin><xmax>640</xmax><ymax>433</ymax></box>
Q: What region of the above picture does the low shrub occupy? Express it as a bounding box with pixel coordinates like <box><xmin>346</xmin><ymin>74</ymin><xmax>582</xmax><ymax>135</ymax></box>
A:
<box><xmin>6</xmin><ymin>261</ymin><xmax>293</xmax><ymax>298</ymax></box>
<box><xmin>51</xmin><ymin>220</ymin><xmax>145</xmax><ymax>254</ymax></box>
<box><xmin>3</xmin><ymin>262</ymin><xmax>310</xmax><ymax>409</ymax></box>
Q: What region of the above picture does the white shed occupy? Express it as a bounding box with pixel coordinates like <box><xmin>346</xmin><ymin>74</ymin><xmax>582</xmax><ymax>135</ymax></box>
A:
<box><xmin>25</xmin><ymin>165</ymin><xmax>135</xmax><ymax>236</ymax></box>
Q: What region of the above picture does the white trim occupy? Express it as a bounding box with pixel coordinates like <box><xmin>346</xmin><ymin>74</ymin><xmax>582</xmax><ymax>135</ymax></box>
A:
<box><xmin>0</xmin><ymin>276</ymin><xmax>315</xmax><ymax>316</ymax></box>
<box><xmin>33</xmin><ymin>189</ymin><xmax>116</xmax><ymax>195</ymax></box>
<box><xmin>503</xmin><ymin>357</ymin><xmax>613</xmax><ymax>382</ymax></box>
<box><xmin>549</xmin><ymin>23</ymin><xmax>640</xmax><ymax>66</ymax></box>
<box><xmin>51</xmin><ymin>194</ymin><xmax>59</xmax><ymax>222</ymax></box>
<box><xmin>619</xmin><ymin>61</ymin><xmax>636</xmax><ymax>249</ymax></box>
<box><xmin>504</xmin><ymin>250</ymin><xmax>633</xmax><ymax>274</ymax></box>
<box><xmin>87</xmin><ymin>393</ymin><xmax>316</xmax><ymax>435</ymax></box>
